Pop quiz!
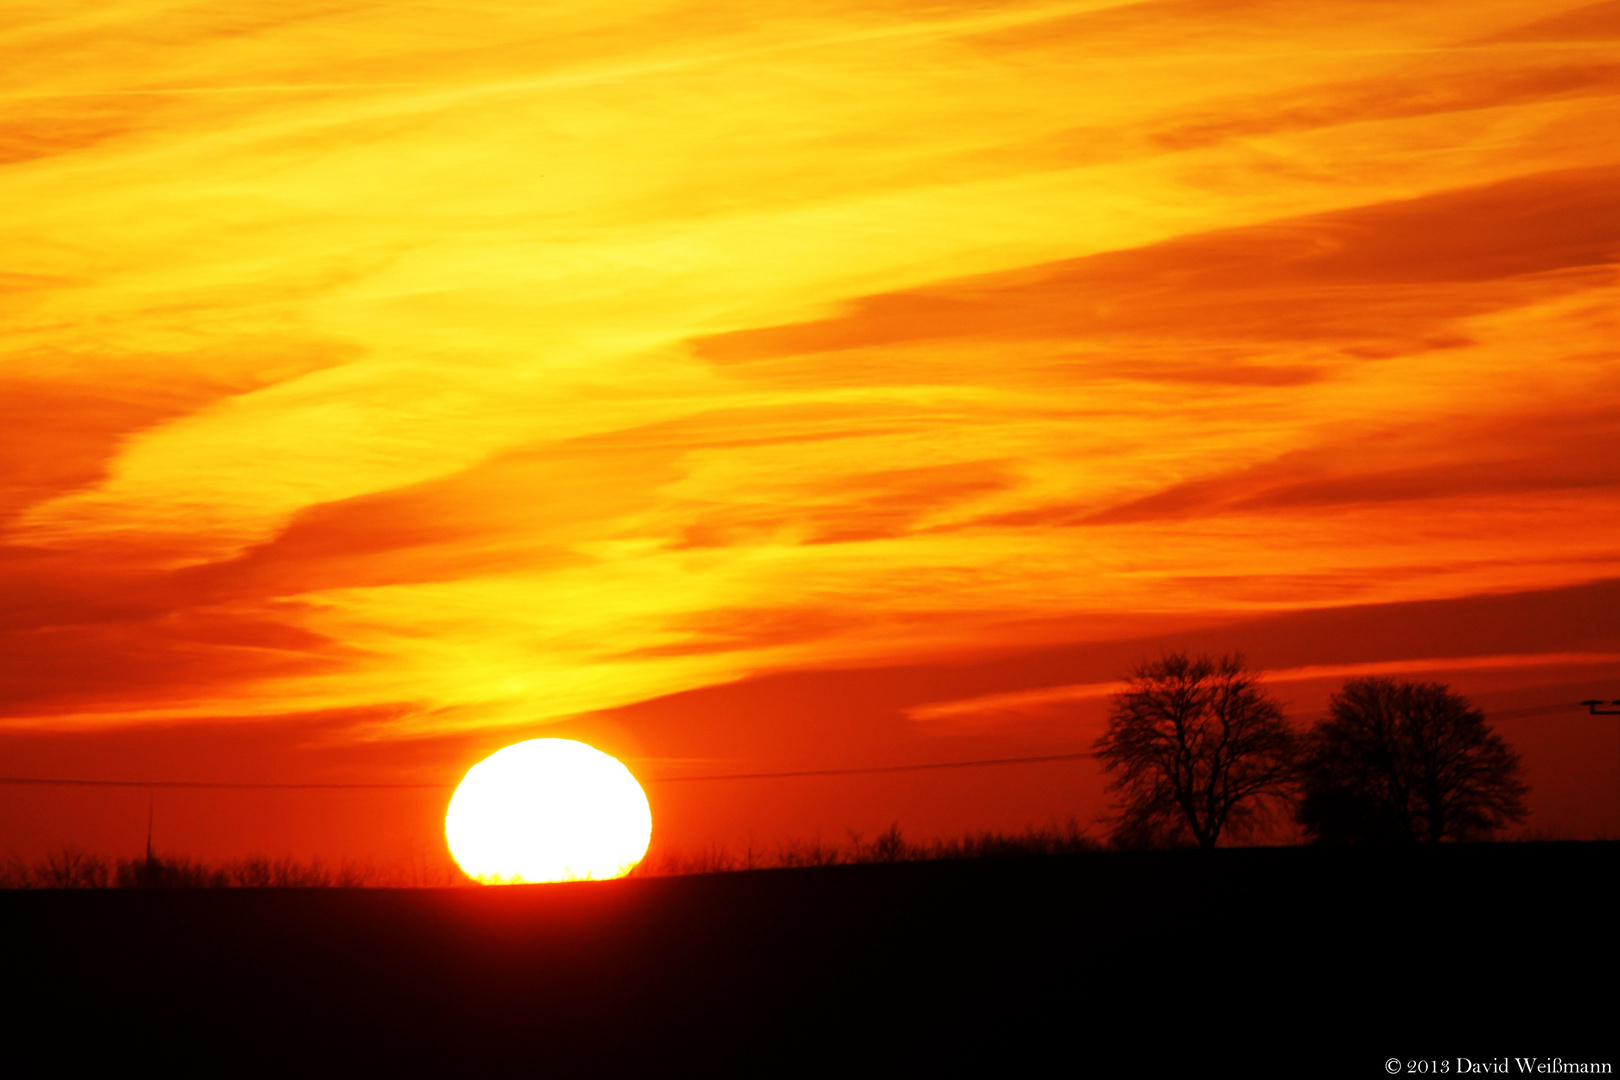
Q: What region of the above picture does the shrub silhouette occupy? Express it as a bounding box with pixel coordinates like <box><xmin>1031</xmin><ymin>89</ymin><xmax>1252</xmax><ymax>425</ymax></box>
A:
<box><xmin>1094</xmin><ymin>652</ymin><xmax>1298</xmax><ymax>850</ymax></box>
<box><xmin>1298</xmin><ymin>678</ymin><xmax>1528</xmax><ymax>843</ymax></box>
<box><xmin>1</xmin><ymin>850</ymin><xmax>466</xmax><ymax>888</ymax></box>
<box><xmin>3</xmin><ymin>847</ymin><xmax>115</xmax><ymax>888</ymax></box>
<box><xmin>852</xmin><ymin>824</ymin><xmax>910</xmax><ymax>863</ymax></box>
<box><xmin>925</xmin><ymin>819</ymin><xmax>1094</xmax><ymax>860</ymax></box>
<box><xmin>117</xmin><ymin>853</ymin><xmax>229</xmax><ymax>888</ymax></box>
<box><xmin>41</xmin><ymin>846</ymin><xmax>111</xmax><ymax>888</ymax></box>
<box><xmin>774</xmin><ymin>834</ymin><xmax>844</xmax><ymax>868</ymax></box>
<box><xmin>633</xmin><ymin>821</ymin><xmax>1096</xmax><ymax>876</ymax></box>
<box><xmin>0</xmin><ymin>823</ymin><xmax>1105</xmax><ymax>888</ymax></box>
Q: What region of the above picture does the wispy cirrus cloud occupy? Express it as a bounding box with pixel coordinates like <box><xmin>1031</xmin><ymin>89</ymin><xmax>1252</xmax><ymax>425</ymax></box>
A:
<box><xmin>1</xmin><ymin>0</ymin><xmax>1615</xmax><ymax>747</ymax></box>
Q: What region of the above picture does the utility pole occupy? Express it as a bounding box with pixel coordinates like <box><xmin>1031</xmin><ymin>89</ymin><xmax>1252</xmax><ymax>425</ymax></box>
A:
<box><xmin>1580</xmin><ymin>702</ymin><xmax>1620</xmax><ymax>823</ymax></box>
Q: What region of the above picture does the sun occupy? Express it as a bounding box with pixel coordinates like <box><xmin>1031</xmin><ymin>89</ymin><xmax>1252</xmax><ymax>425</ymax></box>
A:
<box><xmin>445</xmin><ymin>739</ymin><xmax>652</xmax><ymax>883</ymax></box>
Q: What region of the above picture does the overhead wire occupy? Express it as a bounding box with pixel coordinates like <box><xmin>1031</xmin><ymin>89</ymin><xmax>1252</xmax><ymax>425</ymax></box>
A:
<box><xmin>0</xmin><ymin>749</ymin><xmax>1098</xmax><ymax>790</ymax></box>
<box><xmin>0</xmin><ymin>700</ymin><xmax>1604</xmax><ymax>791</ymax></box>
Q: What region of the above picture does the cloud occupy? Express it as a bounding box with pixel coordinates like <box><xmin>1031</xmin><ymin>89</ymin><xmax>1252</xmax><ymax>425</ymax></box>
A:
<box><xmin>909</xmin><ymin>653</ymin><xmax>1620</xmax><ymax>725</ymax></box>
<box><xmin>0</xmin><ymin>106</ymin><xmax>140</xmax><ymax>166</ymax></box>
<box><xmin>3</xmin><ymin>0</ymin><xmax>1617</xmax><ymax>750</ymax></box>
<box><xmin>694</xmin><ymin>165</ymin><xmax>1620</xmax><ymax>362</ymax></box>
<box><xmin>1475</xmin><ymin>0</ymin><xmax>1620</xmax><ymax>43</ymax></box>
<box><xmin>1147</xmin><ymin>62</ymin><xmax>1620</xmax><ymax>153</ymax></box>
<box><xmin>1076</xmin><ymin>400</ymin><xmax>1620</xmax><ymax>526</ymax></box>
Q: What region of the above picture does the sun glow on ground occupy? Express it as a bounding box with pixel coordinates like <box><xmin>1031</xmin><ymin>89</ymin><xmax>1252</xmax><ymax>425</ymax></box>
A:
<box><xmin>445</xmin><ymin>739</ymin><xmax>652</xmax><ymax>883</ymax></box>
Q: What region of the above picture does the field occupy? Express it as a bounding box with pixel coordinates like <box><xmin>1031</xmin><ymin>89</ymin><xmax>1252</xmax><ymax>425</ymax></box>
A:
<box><xmin>7</xmin><ymin>843</ymin><xmax>1615</xmax><ymax>1069</ymax></box>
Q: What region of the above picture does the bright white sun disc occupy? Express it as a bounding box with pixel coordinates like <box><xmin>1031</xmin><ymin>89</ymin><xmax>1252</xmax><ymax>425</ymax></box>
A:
<box><xmin>445</xmin><ymin>739</ymin><xmax>652</xmax><ymax>884</ymax></box>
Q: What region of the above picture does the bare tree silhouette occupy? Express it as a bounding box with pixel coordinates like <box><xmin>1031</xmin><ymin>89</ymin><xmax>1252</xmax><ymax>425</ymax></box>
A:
<box><xmin>1298</xmin><ymin>678</ymin><xmax>1528</xmax><ymax>844</ymax></box>
<box><xmin>39</xmin><ymin>845</ymin><xmax>110</xmax><ymax>888</ymax></box>
<box><xmin>1094</xmin><ymin>653</ymin><xmax>1298</xmax><ymax>850</ymax></box>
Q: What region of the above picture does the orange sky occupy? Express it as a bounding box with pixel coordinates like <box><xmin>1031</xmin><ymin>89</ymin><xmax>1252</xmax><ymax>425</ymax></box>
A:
<box><xmin>3</xmin><ymin>0</ymin><xmax>1618</xmax><ymax>862</ymax></box>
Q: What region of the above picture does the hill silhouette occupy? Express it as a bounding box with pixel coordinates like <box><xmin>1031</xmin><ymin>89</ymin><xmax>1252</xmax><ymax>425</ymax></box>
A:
<box><xmin>6</xmin><ymin>844</ymin><xmax>1614</xmax><ymax>1068</ymax></box>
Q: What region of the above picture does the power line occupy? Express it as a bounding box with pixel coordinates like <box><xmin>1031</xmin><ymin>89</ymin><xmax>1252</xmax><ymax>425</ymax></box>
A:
<box><xmin>0</xmin><ymin>749</ymin><xmax>1098</xmax><ymax>791</ymax></box>
<box><xmin>0</xmin><ymin>700</ymin><xmax>1601</xmax><ymax>791</ymax></box>
<box><xmin>1488</xmin><ymin>702</ymin><xmax>1604</xmax><ymax>721</ymax></box>
<box><xmin>0</xmin><ymin>777</ymin><xmax>446</xmax><ymax>790</ymax></box>
<box><xmin>651</xmin><ymin>751</ymin><xmax>1096</xmax><ymax>783</ymax></box>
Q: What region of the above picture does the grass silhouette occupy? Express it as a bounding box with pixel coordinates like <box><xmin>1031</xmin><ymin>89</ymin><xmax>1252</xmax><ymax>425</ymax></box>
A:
<box><xmin>8</xmin><ymin>816</ymin><xmax>1600</xmax><ymax>889</ymax></box>
<box><xmin>1</xmin><ymin>820</ymin><xmax>1097</xmax><ymax>888</ymax></box>
<box><xmin>632</xmin><ymin>818</ymin><xmax>1095</xmax><ymax>876</ymax></box>
<box><xmin>2</xmin><ymin>848</ymin><xmax>469</xmax><ymax>889</ymax></box>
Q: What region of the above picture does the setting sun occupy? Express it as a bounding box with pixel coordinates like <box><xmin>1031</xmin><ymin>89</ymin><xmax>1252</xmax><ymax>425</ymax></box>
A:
<box><xmin>445</xmin><ymin>739</ymin><xmax>652</xmax><ymax>883</ymax></box>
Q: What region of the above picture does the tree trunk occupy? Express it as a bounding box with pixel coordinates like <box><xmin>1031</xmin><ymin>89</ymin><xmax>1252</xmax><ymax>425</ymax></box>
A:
<box><xmin>1426</xmin><ymin>775</ymin><xmax>1445</xmax><ymax>842</ymax></box>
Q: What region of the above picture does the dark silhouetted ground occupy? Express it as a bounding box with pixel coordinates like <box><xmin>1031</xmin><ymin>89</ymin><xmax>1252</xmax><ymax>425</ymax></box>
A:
<box><xmin>6</xmin><ymin>844</ymin><xmax>1614</xmax><ymax>1070</ymax></box>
